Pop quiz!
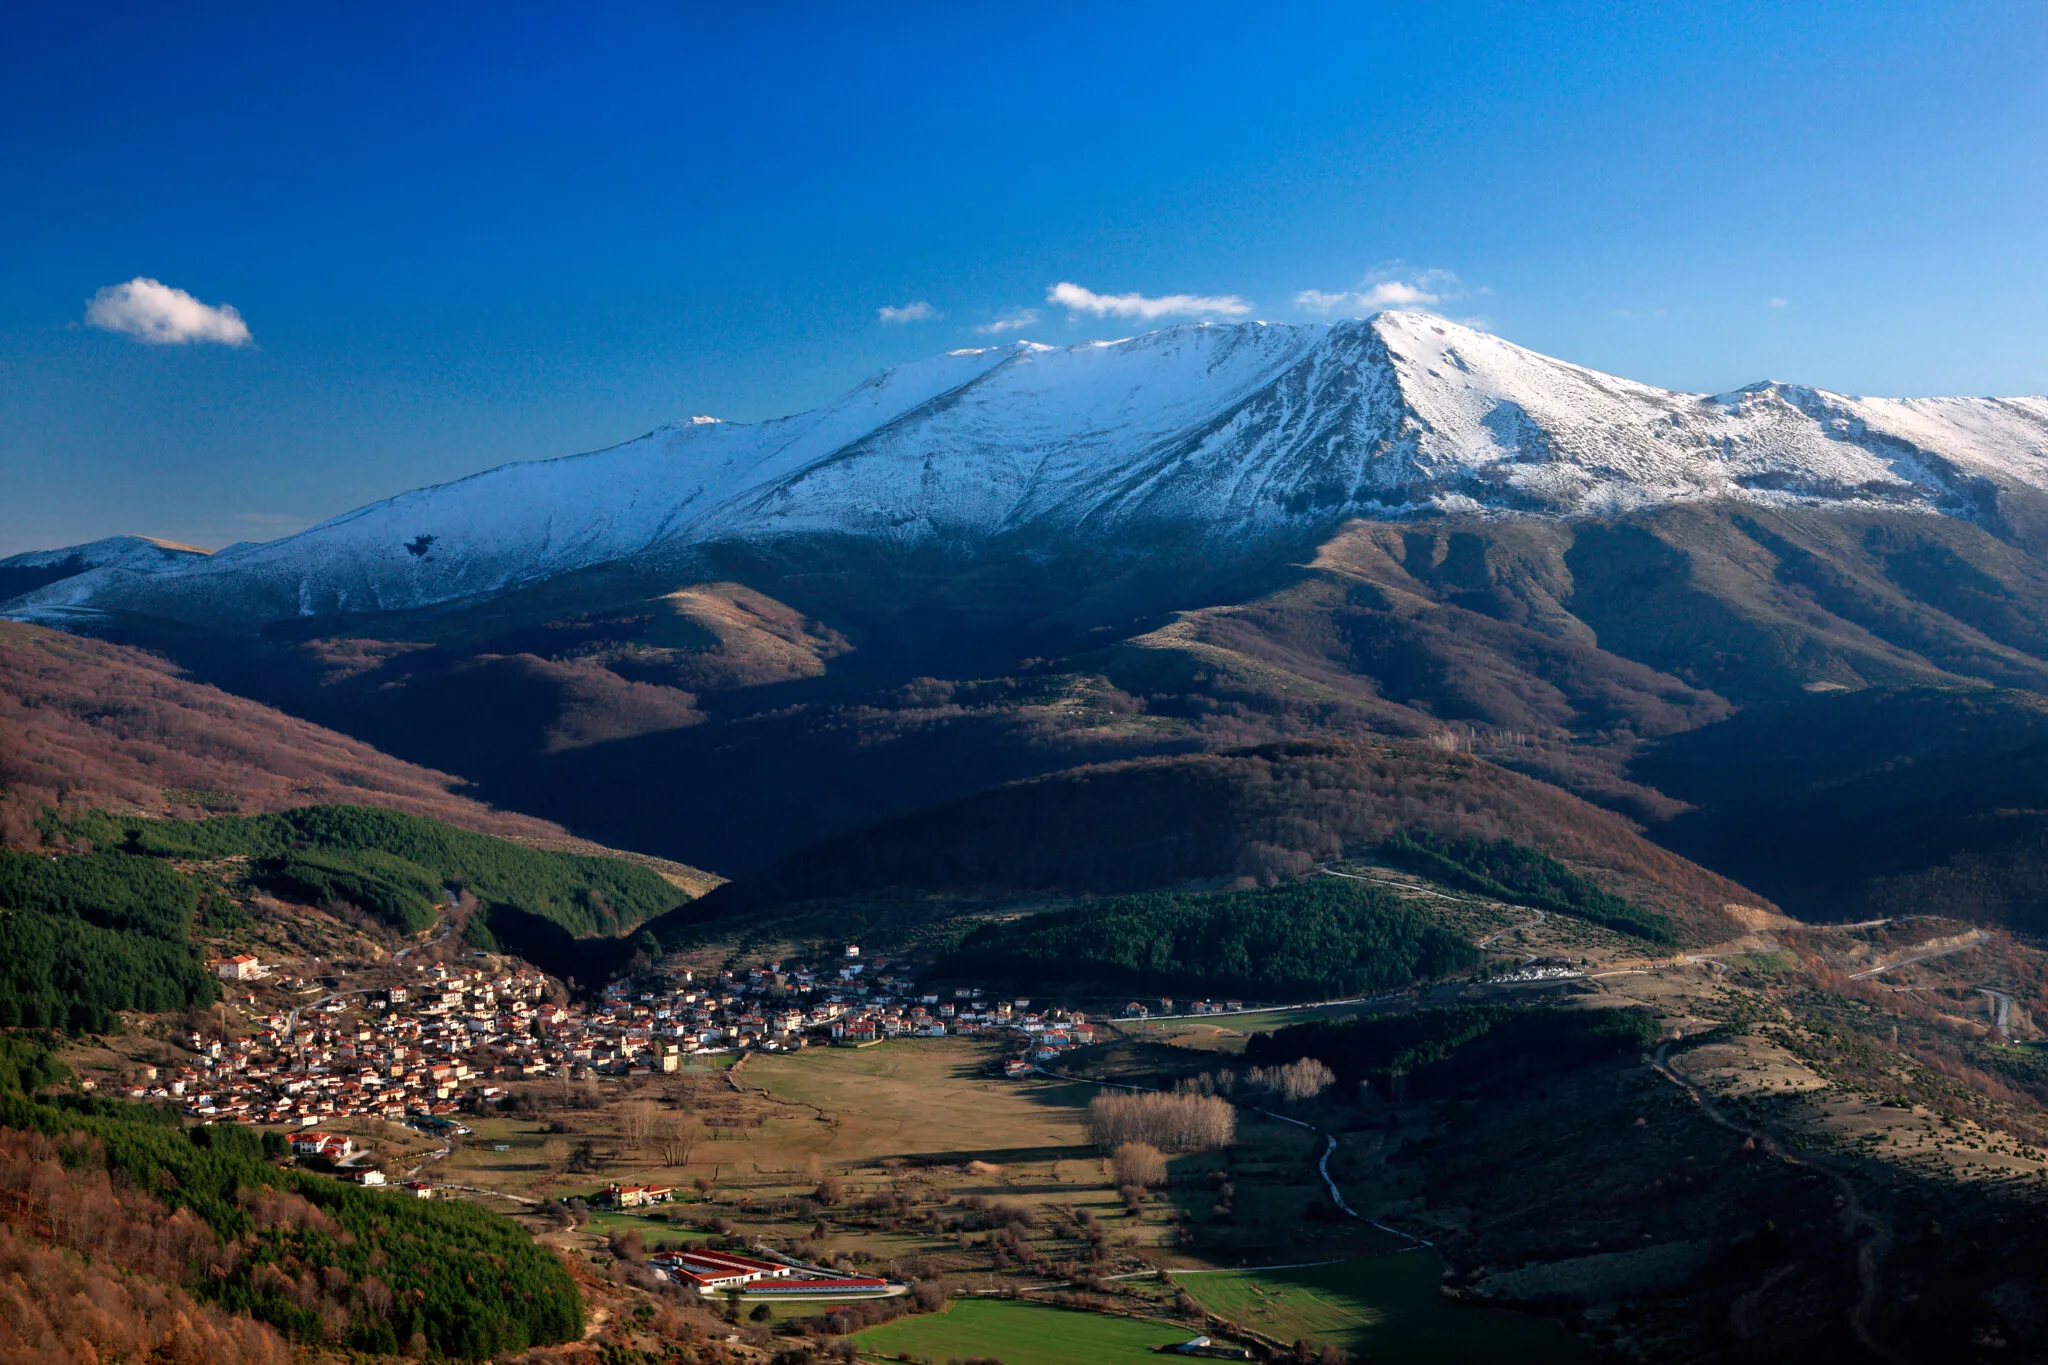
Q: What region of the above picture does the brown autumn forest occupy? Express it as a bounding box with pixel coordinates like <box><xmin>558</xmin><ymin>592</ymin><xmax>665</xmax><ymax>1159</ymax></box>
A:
<box><xmin>0</xmin><ymin>620</ymin><xmax>560</xmax><ymax>847</ymax></box>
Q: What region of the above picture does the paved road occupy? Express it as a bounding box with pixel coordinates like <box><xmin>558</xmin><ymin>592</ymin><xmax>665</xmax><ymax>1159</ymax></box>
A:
<box><xmin>1980</xmin><ymin>987</ymin><xmax>2015</xmax><ymax>1042</ymax></box>
<box><xmin>394</xmin><ymin>897</ymin><xmax>463</xmax><ymax>962</ymax></box>
<box><xmin>1318</xmin><ymin>866</ymin><xmax>1462</xmax><ymax>901</ymax></box>
<box><xmin>1846</xmin><ymin>929</ymin><xmax>1987</xmax><ymax>981</ymax></box>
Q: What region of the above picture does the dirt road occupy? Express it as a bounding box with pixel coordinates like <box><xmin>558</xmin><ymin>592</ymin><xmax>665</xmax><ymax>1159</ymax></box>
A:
<box><xmin>1650</xmin><ymin>1043</ymin><xmax>1900</xmax><ymax>1362</ymax></box>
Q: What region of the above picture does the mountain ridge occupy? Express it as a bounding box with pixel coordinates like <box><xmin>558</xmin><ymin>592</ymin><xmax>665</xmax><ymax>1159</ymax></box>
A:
<box><xmin>9</xmin><ymin>310</ymin><xmax>2048</xmax><ymax>634</ymax></box>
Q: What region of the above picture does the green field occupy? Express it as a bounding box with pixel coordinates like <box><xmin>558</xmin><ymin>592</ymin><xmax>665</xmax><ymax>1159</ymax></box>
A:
<box><xmin>853</xmin><ymin>1297</ymin><xmax>1190</xmax><ymax>1365</ymax></box>
<box><xmin>1183</xmin><ymin>1252</ymin><xmax>1589</xmax><ymax>1363</ymax></box>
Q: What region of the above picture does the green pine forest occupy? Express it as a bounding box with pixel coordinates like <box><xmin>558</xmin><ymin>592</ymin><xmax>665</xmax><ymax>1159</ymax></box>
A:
<box><xmin>940</xmin><ymin>877</ymin><xmax>1480</xmax><ymax>1000</ymax></box>
<box><xmin>0</xmin><ymin>848</ymin><xmax>219</xmax><ymax>1031</ymax></box>
<box><xmin>68</xmin><ymin>804</ymin><xmax>688</xmax><ymax>937</ymax></box>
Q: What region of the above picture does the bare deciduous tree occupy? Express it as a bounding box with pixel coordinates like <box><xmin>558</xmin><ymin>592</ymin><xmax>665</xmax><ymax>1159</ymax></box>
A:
<box><xmin>621</xmin><ymin>1099</ymin><xmax>659</xmax><ymax>1150</ymax></box>
<box><xmin>1085</xmin><ymin>1093</ymin><xmax>1234</xmax><ymax>1153</ymax></box>
<box><xmin>1246</xmin><ymin>1057</ymin><xmax>1336</xmax><ymax>1102</ymax></box>
<box><xmin>1110</xmin><ymin>1142</ymin><xmax>1167</xmax><ymax>1188</ymax></box>
<box><xmin>656</xmin><ymin>1111</ymin><xmax>700</xmax><ymax>1168</ymax></box>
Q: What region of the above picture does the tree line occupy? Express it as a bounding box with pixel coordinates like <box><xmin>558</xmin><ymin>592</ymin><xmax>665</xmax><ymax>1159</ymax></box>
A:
<box><xmin>1084</xmin><ymin>1092</ymin><xmax>1236</xmax><ymax>1153</ymax></box>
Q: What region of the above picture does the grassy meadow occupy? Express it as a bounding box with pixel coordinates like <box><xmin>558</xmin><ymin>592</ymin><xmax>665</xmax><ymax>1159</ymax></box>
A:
<box><xmin>1183</xmin><ymin>1253</ymin><xmax>1591</xmax><ymax>1363</ymax></box>
<box><xmin>854</xmin><ymin>1297</ymin><xmax>1191</xmax><ymax>1364</ymax></box>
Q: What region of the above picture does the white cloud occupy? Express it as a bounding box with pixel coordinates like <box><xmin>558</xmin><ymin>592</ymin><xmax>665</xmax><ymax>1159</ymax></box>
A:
<box><xmin>975</xmin><ymin>308</ymin><xmax>1040</xmax><ymax>335</ymax></box>
<box><xmin>877</xmin><ymin>300</ymin><xmax>940</xmax><ymax>324</ymax></box>
<box><xmin>85</xmin><ymin>277</ymin><xmax>252</xmax><ymax>346</ymax></box>
<box><xmin>1768</xmin><ymin>296</ymin><xmax>1789</xmax><ymax>308</ymax></box>
<box><xmin>1048</xmin><ymin>281</ymin><xmax>1252</xmax><ymax>320</ymax></box>
<box><xmin>1293</xmin><ymin>265</ymin><xmax>1471</xmax><ymax>317</ymax></box>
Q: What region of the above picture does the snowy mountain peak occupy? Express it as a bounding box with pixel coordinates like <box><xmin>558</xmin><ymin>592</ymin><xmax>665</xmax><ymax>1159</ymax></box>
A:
<box><xmin>8</xmin><ymin>312</ymin><xmax>2048</xmax><ymax>630</ymax></box>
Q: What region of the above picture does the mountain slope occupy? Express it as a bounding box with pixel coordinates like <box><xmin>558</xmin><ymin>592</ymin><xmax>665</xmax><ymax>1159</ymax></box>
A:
<box><xmin>1634</xmin><ymin>686</ymin><xmax>2048</xmax><ymax>929</ymax></box>
<box><xmin>670</xmin><ymin>740</ymin><xmax>1759</xmax><ymax>948</ymax></box>
<box><xmin>0</xmin><ymin>618</ymin><xmax>561</xmax><ymax>843</ymax></box>
<box><xmin>8</xmin><ymin>312</ymin><xmax>2047</xmax><ymax>633</ymax></box>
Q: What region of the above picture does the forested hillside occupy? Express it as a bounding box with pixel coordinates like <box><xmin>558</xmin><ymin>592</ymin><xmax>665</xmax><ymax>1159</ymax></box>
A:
<box><xmin>1381</xmin><ymin>829</ymin><xmax>1676</xmax><ymax>943</ymax></box>
<box><xmin>0</xmin><ymin>804</ymin><xmax>698</xmax><ymax>1029</ymax></box>
<box><xmin>0</xmin><ymin>848</ymin><xmax>216</xmax><ymax>1030</ymax></box>
<box><xmin>0</xmin><ymin>619</ymin><xmax>562</xmax><ymax>846</ymax></box>
<box><xmin>940</xmin><ymin>878</ymin><xmax>1479</xmax><ymax>999</ymax></box>
<box><xmin>1636</xmin><ymin>686</ymin><xmax>2048</xmax><ymax>927</ymax></box>
<box><xmin>1244</xmin><ymin>1003</ymin><xmax>1663</xmax><ymax>1097</ymax></box>
<box><xmin>72</xmin><ymin>804</ymin><xmax>693</xmax><ymax>938</ymax></box>
<box><xmin>677</xmin><ymin>741</ymin><xmax>1749</xmax><ymax>946</ymax></box>
<box><xmin>0</xmin><ymin>1044</ymin><xmax>580</xmax><ymax>1358</ymax></box>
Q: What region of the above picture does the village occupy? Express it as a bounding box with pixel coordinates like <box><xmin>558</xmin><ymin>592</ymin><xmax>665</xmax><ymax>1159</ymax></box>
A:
<box><xmin>124</xmin><ymin>943</ymin><xmax>1118</xmax><ymax>1142</ymax></box>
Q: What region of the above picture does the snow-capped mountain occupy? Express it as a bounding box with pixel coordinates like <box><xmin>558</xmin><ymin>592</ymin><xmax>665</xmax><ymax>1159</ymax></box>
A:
<box><xmin>9</xmin><ymin>311</ymin><xmax>2048</xmax><ymax>630</ymax></box>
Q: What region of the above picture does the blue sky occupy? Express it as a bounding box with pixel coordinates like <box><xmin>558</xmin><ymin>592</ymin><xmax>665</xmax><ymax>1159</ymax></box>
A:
<box><xmin>3</xmin><ymin>1</ymin><xmax>2045</xmax><ymax>555</ymax></box>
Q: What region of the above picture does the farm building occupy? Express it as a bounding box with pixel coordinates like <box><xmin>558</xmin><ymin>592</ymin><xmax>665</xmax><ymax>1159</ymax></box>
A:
<box><xmin>739</xmin><ymin>1276</ymin><xmax>892</xmax><ymax>1296</ymax></box>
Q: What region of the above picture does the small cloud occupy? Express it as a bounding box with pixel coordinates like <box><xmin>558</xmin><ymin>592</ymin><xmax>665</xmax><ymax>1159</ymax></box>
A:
<box><xmin>1767</xmin><ymin>296</ymin><xmax>1789</xmax><ymax>308</ymax></box>
<box><xmin>1294</xmin><ymin>264</ymin><xmax>1473</xmax><ymax>317</ymax></box>
<box><xmin>1048</xmin><ymin>281</ymin><xmax>1252</xmax><ymax>321</ymax></box>
<box><xmin>975</xmin><ymin>308</ymin><xmax>1040</xmax><ymax>335</ymax></box>
<box><xmin>85</xmin><ymin>277</ymin><xmax>252</xmax><ymax>346</ymax></box>
<box><xmin>877</xmin><ymin>300</ymin><xmax>940</xmax><ymax>324</ymax></box>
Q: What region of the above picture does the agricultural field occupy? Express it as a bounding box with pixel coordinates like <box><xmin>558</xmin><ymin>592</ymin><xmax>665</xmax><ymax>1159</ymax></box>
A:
<box><xmin>853</xmin><ymin>1296</ymin><xmax>1192</xmax><ymax>1365</ymax></box>
<box><xmin>743</xmin><ymin>1037</ymin><xmax>1098</xmax><ymax>1165</ymax></box>
<box><xmin>1182</xmin><ymin>1253</ymin><xmax>1590</xmax><ymax>1363</ymax></box>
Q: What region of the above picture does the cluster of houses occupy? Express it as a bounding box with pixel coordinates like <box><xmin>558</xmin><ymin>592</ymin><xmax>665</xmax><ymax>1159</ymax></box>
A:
<box><xmin>646</xmin><ymin>1247</ymin><xmax>892</xmax><ymax>1299</ymax></box>
<box><xmin>137</xmin><ymin>947</ymin><xmax>1106</xmax><ymax>1129</ymax></box>
<box><xmin>132</xmin><ymin>962</ymin><xmax>558</xmax><ymax>1125</ymax></box>
<box><xmin>1120</xmin><ymin>997</ymin><xmax>1246</xmax><ymax>1019</ymax></box>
